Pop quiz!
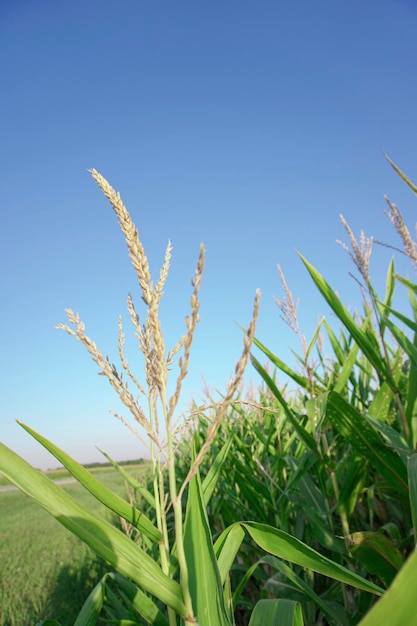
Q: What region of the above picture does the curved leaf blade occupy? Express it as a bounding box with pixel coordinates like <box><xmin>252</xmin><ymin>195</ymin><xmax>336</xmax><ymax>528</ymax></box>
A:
<box><xmin>0</xmin><ymin>442</ymin><xmax>186</xmax><ymax>617</ymax></box>
<box><xmin>325</xmin><ymin>392</ymin><xmax>409</xmax><ymax>496</ymax></box>
<box><xmin>240</xmin><ymin>522</ymin><xmax>383</xmax><ymax>595</ymax></box>
<box><xmin>17</xmin><ymin>421</ymin><xmax>161</xmax><ymax>543</ymax></box>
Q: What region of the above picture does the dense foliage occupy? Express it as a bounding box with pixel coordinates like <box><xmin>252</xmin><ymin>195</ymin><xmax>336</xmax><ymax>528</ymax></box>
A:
<box><xmin>1</xmin><ymin>156</ymin><xmax>417</xmax><ymax>625</ymax></box>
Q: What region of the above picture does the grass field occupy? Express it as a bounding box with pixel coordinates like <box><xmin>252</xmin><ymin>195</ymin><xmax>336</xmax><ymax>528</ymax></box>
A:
<box><xmin>0</xmin><ymin>464</ymin><xmax>150</xmax><ymax>626</ymax></box>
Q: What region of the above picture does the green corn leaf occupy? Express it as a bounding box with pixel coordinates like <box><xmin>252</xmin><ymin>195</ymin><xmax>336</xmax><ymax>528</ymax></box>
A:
<box><xmin>408</xmin><ymin>287</ymin><xmax>417</xmax><ymax>321</ymax></box>
<box><xmin>364</xmin><ymin>414</ymin><xmax>412</xmax><ymax>466</ymax></box>
<box><xmin>394</xmin><ymin>274</ymin><xmax>417</xmax><ymax>294</ymax></box>
<box><xmin>202</xmin><ymin>426</ymin><xmax>236</xmax><ymax>506</ymax></box>
<box><xmin>325</xmin><ymin>391</ymin><xmax>409</xmax><ymax>497</ymax></box>
<box><xmin>214</xmin><ymin>522</ymin><xmax>246</xmax><ymax>586</ymax></box>
<box><xmin>298</xmin><ymin>254</ymin><xmax>394</xmax><ymax>386</ymax></box>
<box><xmin>17</xmin><ymin>421</ymin><xmax>161</xmax><ymax>543</ymax></box>
<box><xmin>368</xmin><ymin>381</ymin><xmax>395</xmax><ymax>423</ymax></box>
<box><xmin>250</xmin><ymin>354</ymin><xmax>321</xmax><ymax>458</ymax></box>
<box><xmin>384</xmin><ymin>257</ymin><xmax>396</xmax><ymax>309</ymax></box>
<box><xmin>252</xmin><ymin>336</ymin><xmax>318</xmax><ymax>392</ymax></box>
<box><xmin>242</xmin><ymin>522</ymin><xmax>383</xmax><ymax>595</ymax></box>
<box><xmin>337</xmin><ymin>454</ymin><xmax>369</xmax><ymax>518</ymax></box>
<box><xmin>109</xmin><ymin>573</ymin><xmax>169</xmax><ymax>626</ymax></box>
<box><xmin>384</xmin><ymin>152</ymin><xmax>417</xmax><ymax>195</ymax></box>
<box><xmin>408</xmin><ymin>454</ymin><xmax>417</xmax><ymax>543</ymax></box>
<box><xmin>276</xmin><ymin>453</ymin><xmax>318</xmax><ymax>510</ymax></box>
<box><xmin>296</xmin><ymin>502</ymin><xmax>345</xmax><ymax>554</ymax></box>
<box><xmin>231</xmin><ymin>560</ymin><xmax>260</xmax><ymax>611</ymax></box>
<box><xmin>333</xmin><ymin>340</ymin><xmax>360</xmax><ymax>394</ymax></box>
<box><xmin>216</xmin><ymin>522</ymin><xmax>383</xmax><ymax>595</ymax></box>
<box><xmin>378</xmin><ymin>258</ymin><xmax>396</xmax><ymax>338</ymax></box>
<box><xmin>357</xmin><ymin>545</ymin><xmax>417</xmax><ymax>626</ymax></box>
<box><xmin>97</xmin><ymin>448</ymin><xmax>156</xmax><ymax>510</ymax></box>
<box><xmin>348</xmin><ymin>531</ymin><xmax>403</xmax><ymax>588</ymax></box>
<box><xmin>73</xmin><ymin>572</ymin><xmax>108</xmax><ymax>626</ymax></box>
<box><xmin>324</xmin><ymin>320</ymin><xmax>347</xmax><ymax>365</ymax></box>
<box><xmin>248</xmin><ymin>599</ymin><xmax>304</xmax><ymax>626</ymax></box>
<box><xmin>380</xmin><ymin>303</ymin><xmax>417</xmax><ymax>333</ymax></box>
<box><xmin>105</xmin><ymin>581</ymin><xmax>127</xmax><ymax>619</ymax></box>
<box><xmin>378</xmin><ymin>317</ymin><xmax>417</xmax><ymax>369</ymax></box>
<box><xmin>183</xmin><ymin>469</ymin><xmax>232</xmax><ymax>626</ymax></box>
<box><xmin>0</xmin><ymin>443</ymin><xmax>187</xmax><ymax>617</ymax></box>
<box><xmin>305</xmin><ymin>317</ymin><xmax>325</xmax><ymax>361</ymax></box>
<box><xmin>405</xmin><ymin>351</ymin><xmax>417</xmax><ymax>450</ymax></box>
<box><xmin>262</xmin><ymin>555</ymin><xmax>345</xmax><ymax>625</ymax></box>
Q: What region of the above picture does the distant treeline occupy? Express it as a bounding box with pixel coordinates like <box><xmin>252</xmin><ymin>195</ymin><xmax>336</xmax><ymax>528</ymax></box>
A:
<box><xmin>82</xmin><ymin>459</ymin><xmax>148</xmax><ymax>469</ymax></box>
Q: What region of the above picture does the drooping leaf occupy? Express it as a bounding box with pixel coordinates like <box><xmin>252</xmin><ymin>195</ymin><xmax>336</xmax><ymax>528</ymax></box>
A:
<box><xmin>17</xmin><ymin>421</ymin><xmax>161</xmax><ymax>542</ymax></box>
<box><xmin>216</xmin><ymin>522</ymin><xmax>383</xmax><ymax>596</ymax></box>
<box><xmin>0</xmin><ymin>443</ymin><xmax>187</xmax><ymax>617</ymax></box>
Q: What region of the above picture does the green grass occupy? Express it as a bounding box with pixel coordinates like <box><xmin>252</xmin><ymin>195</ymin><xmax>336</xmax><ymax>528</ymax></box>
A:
<box><xmin>0</xmin><ymin>465</ymin><xmax>149</xmax><ymax>626</ymax></box>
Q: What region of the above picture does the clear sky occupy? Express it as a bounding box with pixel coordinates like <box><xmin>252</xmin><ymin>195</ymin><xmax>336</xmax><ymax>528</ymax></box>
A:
<box><xmin>1</xmin><ymin>0</ymin><xmax>417</xmax><ymax>470</ymax></box>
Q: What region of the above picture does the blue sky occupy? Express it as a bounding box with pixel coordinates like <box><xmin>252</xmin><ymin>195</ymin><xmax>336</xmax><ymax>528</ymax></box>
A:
<box><xmin>1</xmin><ymin>0</ymin><xmax>417</xmax><ymax>470</ymax></box>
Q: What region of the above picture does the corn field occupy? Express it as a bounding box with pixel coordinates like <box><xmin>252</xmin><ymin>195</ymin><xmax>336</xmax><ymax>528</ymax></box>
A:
<box><xmin>1</xmin><ymin>155</ymin><xmax>417</xmax><ymax>625</ymax></box>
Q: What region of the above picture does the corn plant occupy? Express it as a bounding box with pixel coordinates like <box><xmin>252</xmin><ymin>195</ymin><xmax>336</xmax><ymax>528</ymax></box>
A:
<box><xmin>0</xmin><ymin>169</ymin><xmax>387</xmax><ymax>625</ymax></box>
<box><xmin>245</xmin><ymin>156</ymin><xmax>417</xmax><ymax>624</ymax></box>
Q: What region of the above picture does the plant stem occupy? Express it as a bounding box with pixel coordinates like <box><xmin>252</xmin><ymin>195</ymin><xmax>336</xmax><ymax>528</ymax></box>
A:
<box><xmin>164</xmin><ymin>393</ymin><xmax>195</xmax><ymax>624</ymax></box>
<box><xmin>149</xmin><ymin>398</ymin><xmax>177</xmax><ymax>626</ymax></box>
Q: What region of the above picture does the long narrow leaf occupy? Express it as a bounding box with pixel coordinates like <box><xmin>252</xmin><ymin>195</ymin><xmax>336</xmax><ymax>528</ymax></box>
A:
<box><xmin>250</xmin><ymin>354</ymin><xmax>321</xmax><ymax>458</ymax></box>
<box><xmin>357</xmin><ymin>547</ymin><xmax>417</xmax><ymax>625</ymax></box>
<box><xmin>325</xmin><ymin>392</ymin><xmax>409</xmax><ymax>497</ymax></box>
<box><xmin>333</xmin><ymin>340</ymin><xmax>360</xmax><ymax>394</ymax></box>
<box><xmin>202</xmin><ymin>426</ymin><xmax>237</xmax><ymax>506</ymax></box>
<box><xmin>16</xmin><ymin>421</ymin><xmax>161</xmax><ymax>542</ymax></box>
<box><xmin>262</xmin><ymin>555</ymin><xmax>345</xmax><ymax>625</ymax></box>
<box><xmin>408</xmin><ymin>454</ymin><xmax>417</xmax><ymax>543</ymax></box>
<box><xmin>97</xmin><ymin>447</ymin><xmax>156</xmax><ymax>509</ymax></box>
<box><xmin>73</xmin><ymin>572</ymin><xmax>108</xmax><ymax>626</ymax></box>
<box><xmin>215</xmin><ymin>522</ymin><xmax>383</xmax><ymax>596</ymax></box>
<box><xmin>384</xmin><ymin>152</ymin><xmax>417</xmax><ymax>195</ymax></box>
<box><xmin>183</xmin><ymin>470</ymin><xmax>232</xmax><ymax>626</ymax></box>
<box><xmin>0</xmin><ymin>443</ymin><xmax>187</xmax><ymax>617</ymax></box>
<box><xmin>241</xmin><ymin>522</ymin><xmax>383</xmax><ymax>595</ymax></box>
<box><xmin>298</xmin><ymin>255</ymin><xmax>394</xmax><ymax>386</ymax></box>
<box><xmin>214</xmin><ymin>523</ymin><xmax>246</xmax><ymax>586</ymax></box>
<box><xmin>379</xmin><ymin>317</ymin><xmax>417</xmax><ymax>369</ymax></box>
<box><xmin>110</xmin><ymin>573</ymin><xmax>169</xmax><ymax>626</ymax></box>
<box><xmin>252</xmin><ymin>336</ymin><xmax>319</xmax><ymax>392</ymax></box>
